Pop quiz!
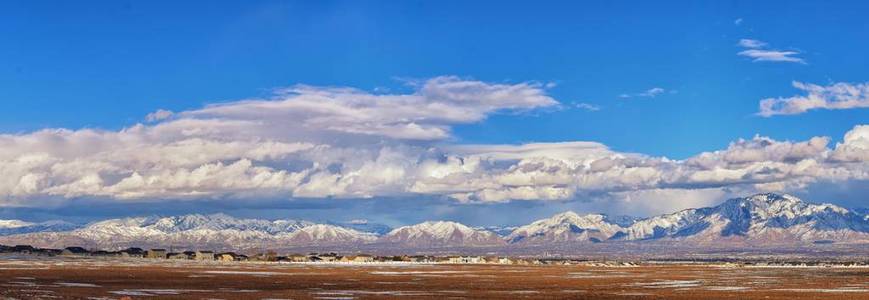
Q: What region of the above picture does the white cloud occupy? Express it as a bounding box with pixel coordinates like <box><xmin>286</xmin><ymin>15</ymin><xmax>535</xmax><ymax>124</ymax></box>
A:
<box><xmin>574</xmin><ymin>103</ymin><xmax>601</xmax><ymax>111</ymax></box>
<box><xmin>145</xmin><ymin>109</ymin><xmax>174</xmax><ymax>122</ymax></box>
<box><xmin>737</xmin><ymin>39</ymin><xmax>805</xmax><ymax>64</ymax></box>
<box><xmin>759</xmin><ymin>81</ymin><xmax>869</xmax><ymax>117</ymax></box>
<box><xmin>734</xmin><ymin>18</ymin><xmax>743</xmax><ymax>25</ymax></box>
<box><xmin>738</xmin><ymin>39</ymin><xmax>766</xmax><ymax>49</ymax></box>
<box><xmin>738</xmin><ymin>49</ymin><xmax>805</xmax><ymax>63</ymax></box>
<box><xmin>832</xmin><ymin>125</ymin><xmax>869</xmax><ymax>162</ymax></box>
<box><xmin>620</xmin><ymin>87</ymin><xmax>669</xmax><ymax>99</ymax></box>
<box><xmin>184</xmin><ymin>76</ymin><xmax>558</xmax><ymax>141</ymax></box>
<box><xmin>0</xmin><ymin>76</ymin><xmax>867</xmax><ymax>210</ymax></box>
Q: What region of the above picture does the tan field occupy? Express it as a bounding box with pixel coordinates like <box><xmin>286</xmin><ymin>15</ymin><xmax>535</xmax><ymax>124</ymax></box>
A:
<box><xmin>1</xmin><ymin>257</ymin><xmax>868</xmax><ymax>299</ymax></box>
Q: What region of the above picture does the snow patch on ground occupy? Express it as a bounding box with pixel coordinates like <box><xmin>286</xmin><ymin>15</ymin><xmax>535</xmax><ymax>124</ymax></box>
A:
<box><xmin>55</xmin><ymin>282</ymin><xmax>101</xmax><ymax>287</ymax></box>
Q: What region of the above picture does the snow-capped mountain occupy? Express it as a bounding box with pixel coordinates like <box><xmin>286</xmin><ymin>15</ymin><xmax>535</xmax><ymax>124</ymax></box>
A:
<box><xmin>615</xmin><ymin>193</ymin><xmax>869</xmax><ymax>244</ymax></box>
<box><xmin>0</xmin><ymin>214</ymin><xmax>370</xmax><ymax>250</ymax></box>
<box><xmin>284</xmin><ymin>224</ymin><xmax>377</xmax><ymax>245</ymax></box>
<box><xmin>506</xmin><ymin>212</ymin><xmax>627</xmax><ymax>244</ymax></box>
<box><xmin>381</xmin><ymin>221</ymin><xmax>505</xmax><ymax>247</ymax></box>
<box><xmin>474</xmin><ymin>226</ymin><xmax>518</xmax><ymax>237</ymax></box>
<box><xmin>505</xmin><ymin>193</ymin><xmax>869</xmax><ymax>247</ymax></box>
<box><xmin>0</xmin><ymin>193</ymin><xmax>867</xmax><ymax>252</ymax></box>
<box><xmin>0</xmin><ymin>219</ymin><xmax>80</xmax><ymax>236</ymax></box>
<box><xmin>329</xmin><ymin>221</ymin><xmax>392</xmax><ymax>236</ymax></box>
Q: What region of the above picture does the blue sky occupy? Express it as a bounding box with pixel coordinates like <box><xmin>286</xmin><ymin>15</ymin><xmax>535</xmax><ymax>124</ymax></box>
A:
<box><xmin>1</xmin><ymin>1</ymin><xmax>868</xmax><ymax>225</ymax></box>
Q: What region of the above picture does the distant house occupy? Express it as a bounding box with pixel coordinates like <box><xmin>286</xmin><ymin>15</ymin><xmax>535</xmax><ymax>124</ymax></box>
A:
<box><xmin>483</xmin><ymin>256</ymin><xmax>500</xmax><ymax>264</ymax></box>
<box><xmin>145</xmin><ymin>249</ymin><xmax>167</xmax><ymax>259</ymax></box>
<box><xmin>352</xmin><ymin>254</ymin><xmax>374</xmax><ymax>263</ymax></box>
<box><xmin>448</xmin><ymin>256</ymin><xmax>483</xmax><ymax>264</ymax></box>
<box><xmin>498</xmin><ymin>257</ymin><xmax>515</xmax><ymax>265</ymax></box>
<box><xmin>194</xmin><ymin>251</ymin><xmax>214</xmax><ymax>260</ymax></box>
<box><xmin>338</xmin><ymin>255</ymin><xmax>373</xmax><ymax>263</ymax></box>
<box><xmin>61</xmin><ymin>247</ymin><xmax>90</xmax><ymax>256</ymax></box>
<box><xmin>287</xmin><ymin>254</ymin><xmax>308</xmax><ymax>262</ymax></box>
<box><xmin>317</xmin><ymin>253</ymin><xmax>338</xmax><ymax>262</ymax></box>
<box><xmin>216</xmin><ymin>252</ymin><xmax>238</xmax><ymax>262</ymax></box>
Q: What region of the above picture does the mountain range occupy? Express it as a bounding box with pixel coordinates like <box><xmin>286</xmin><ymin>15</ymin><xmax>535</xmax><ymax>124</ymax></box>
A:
<box><xmin>1</xmin><ymin>193</ymin><xmax>867</xmax><ymax>253</ymax></box>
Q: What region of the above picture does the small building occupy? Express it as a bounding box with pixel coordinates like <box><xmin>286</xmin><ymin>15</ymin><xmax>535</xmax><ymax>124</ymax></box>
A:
<box><xmin>316</xmin><ymin>253</ymin><xmax>338</xmax><ymax>262</ymax></box>
<box><xmin>352</xmin><ymin>254</ymin><xmax>375</xmax><ymax>263</ymax></box>
<box><xmin>194</xmin><ymin>251</ymin><xmax>214</xmax><ymax>260</ymax></box>
<box><xmin>498</xmin><ymin>257</ymin><xmax>515</xmax><ymax>265</ymax></box>
<box><xmin>216</xmin><ymin>252</ymin><xmax>238</xmax><ymax>262</ymax></box>
<box><xmin>287</xmin><ymin>253</ymin><xmax>308</xmax><ymax>262</ymax></box>
<box><xmin>61</xmin><ymin>246</ymin><xmax>90</xmax><ymax>256</ymax></box>
<box><xmin>145</xmin><ymin>249</ymin><xmax>167</xmax><ymax>259</ymax></box>
<box><xmin>449</xmin><ymin>256</ymin><xmax>483</xmax><ymax>264</ymax></box>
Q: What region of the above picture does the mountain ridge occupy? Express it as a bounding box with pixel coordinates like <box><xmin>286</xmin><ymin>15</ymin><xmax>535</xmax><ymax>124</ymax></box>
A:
<box><xmin>1</xmin><ymin>193</ymin><xmax>867</xmax><ymax>252</ymax></box>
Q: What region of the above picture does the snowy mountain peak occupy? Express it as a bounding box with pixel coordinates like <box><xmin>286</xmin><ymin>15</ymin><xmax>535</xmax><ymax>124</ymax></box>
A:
<box><xmin>724</xmin><ymin>193</ymin><xmax>852</xmax><ymax>220</ymax></box>
<box><xmin>507</xmin><ymin>211</ymin><xmax>625</xmax><ymax>244</ymax></box>
<box><xmin>389</xmin><ymin>221</ymin><xmax>477</xmax><ymax>237</ymax></box>
<box><xmin>93</xmin><ymin>213</ymin><xmax>315</xmax><ymax>235</ymax></box>
<box><xmin>618</xmin><ymin>193</ymin><xmax>869</xmax><ymax>242</ymax></box>
<box><xmin>0</xmin><ymin>219</ymin><xmax>79</xmax><ymax>236</ymax></box>
<box><xmin>287</xmin><ymin>224</ymin><xmax>377</xmax><ymax>244</ymax></box>
<box><xmin>383</xmin><ymin>220</ymin><xmax>504</xmax><ymax>247</ymax></box>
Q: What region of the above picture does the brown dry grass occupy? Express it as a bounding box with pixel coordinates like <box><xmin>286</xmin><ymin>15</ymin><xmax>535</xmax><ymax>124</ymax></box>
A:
<box><xmin>0</xmin><ymin>258</ymin><xmax>867</xmax><ymax>299</ymax></box>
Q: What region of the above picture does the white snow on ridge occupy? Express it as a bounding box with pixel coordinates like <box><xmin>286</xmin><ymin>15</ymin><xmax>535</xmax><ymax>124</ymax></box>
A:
<box><xmin>1</xmin><ymin>193</ymin><xmax>868</xmax><ymax>250</ymax></box>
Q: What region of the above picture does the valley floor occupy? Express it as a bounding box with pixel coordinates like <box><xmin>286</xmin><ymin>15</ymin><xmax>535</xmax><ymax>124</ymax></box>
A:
<box><xmin>0</xmin><ymin>256</ymin><xmax>868</xmax><ymax>299</ymax></box>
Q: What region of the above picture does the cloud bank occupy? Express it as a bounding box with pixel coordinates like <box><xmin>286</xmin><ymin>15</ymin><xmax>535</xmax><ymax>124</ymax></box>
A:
<box><xmin>0</xmin><ymin>76</ymin><xmax>867</xmax><ymax>214</ymax></box>
<box><xmin>759</xmin><ymin>81</ymin><xmax>869</xmax><ymax>116</ymax></box>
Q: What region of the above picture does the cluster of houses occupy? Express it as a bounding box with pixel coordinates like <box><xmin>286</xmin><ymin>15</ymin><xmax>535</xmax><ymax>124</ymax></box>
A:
<box><xmin>0</xmin><ymin>244</ymin><xmax>547</xmax><ymax>264</ymax></box>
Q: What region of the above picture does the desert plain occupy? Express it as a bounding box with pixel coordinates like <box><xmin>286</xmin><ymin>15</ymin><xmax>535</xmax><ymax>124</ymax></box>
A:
<box><xmin>1</xmin><ymin>256</ymin><xmax>868</xmax><ymax>299</ymax></box>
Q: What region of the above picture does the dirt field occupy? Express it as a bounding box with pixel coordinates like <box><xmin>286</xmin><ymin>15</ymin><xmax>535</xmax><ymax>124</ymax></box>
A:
<box><xmin>1</xmin><ymin>257</ymin><xmax>868</xmax><ymax>299</ymax></box>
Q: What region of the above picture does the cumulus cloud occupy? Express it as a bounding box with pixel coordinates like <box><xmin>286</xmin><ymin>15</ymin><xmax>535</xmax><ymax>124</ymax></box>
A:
<box><xmin>737</xmin><ymin>39</ymin><xmax>805</xmax><ymax>64</ymax></box>
<box><xmin>0</xmin><ymin>76</ymin><xmax>867</xmax><ymax>210</ymax></box>
<box><xmin>759</xmin><ymin>81</ymin><xmax>869</xmax><ymax>117</ymax></box>
<box><xmin>832</xmin><ymin>125</ymin><xmax>869</xmax><ymax>162</ymax></box>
